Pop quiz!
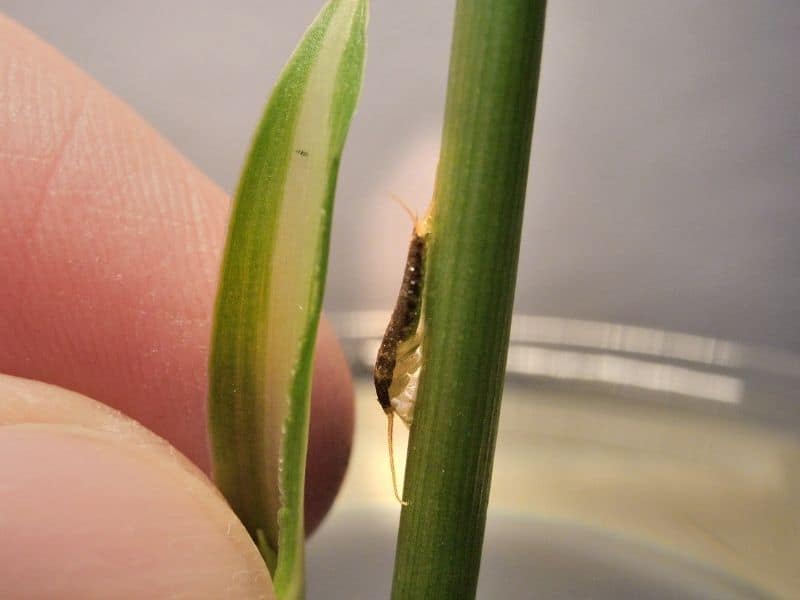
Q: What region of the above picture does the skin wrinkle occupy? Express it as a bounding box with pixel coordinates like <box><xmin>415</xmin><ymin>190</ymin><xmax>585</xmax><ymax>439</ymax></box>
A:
<box><xmin>27</xmin><ymin>76</ymin><xmax>89</xmax><ymax>243</ymax></box>
<box><xmin>2</xmin><ymin>37</ymin><xmax>84</xmax><ymax>246</ymax></box>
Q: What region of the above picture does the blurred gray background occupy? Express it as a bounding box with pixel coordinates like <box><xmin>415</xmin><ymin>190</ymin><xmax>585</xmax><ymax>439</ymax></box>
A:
<box><xmin>3</xmin><ymin>1</ymin><xmax>798</xmax><ymax>351</ymax></box>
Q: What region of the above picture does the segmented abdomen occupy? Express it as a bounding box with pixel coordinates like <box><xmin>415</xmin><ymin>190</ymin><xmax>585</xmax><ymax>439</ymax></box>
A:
<box><xmin>374</xmin><ymin>232</ymin><xmax>426</xmax><ymax>415</ymax></box>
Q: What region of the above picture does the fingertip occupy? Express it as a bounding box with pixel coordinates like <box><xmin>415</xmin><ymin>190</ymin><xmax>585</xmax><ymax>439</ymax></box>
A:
<box><xmin>0</xmin><ymin>376</ymin><xmax>274</xmax><ymax>599</ymax></box>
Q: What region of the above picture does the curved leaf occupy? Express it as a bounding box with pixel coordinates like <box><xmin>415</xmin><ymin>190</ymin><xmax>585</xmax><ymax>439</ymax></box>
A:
<box><xmin>208</xmin><ymin>1</ymin><xmax>368</xmax><ymax>597</ymax></box>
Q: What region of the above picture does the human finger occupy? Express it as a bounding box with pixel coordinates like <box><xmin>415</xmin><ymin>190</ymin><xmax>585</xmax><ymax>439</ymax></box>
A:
<box><xmin>0</xmin><ymin>15</ymin><xmax>354</xmax><ymax>530</ymax></box>
<box><xmin>0</xmin><ymin>374</ymin><xmax>274</xmax><ymax>599</ymax></box>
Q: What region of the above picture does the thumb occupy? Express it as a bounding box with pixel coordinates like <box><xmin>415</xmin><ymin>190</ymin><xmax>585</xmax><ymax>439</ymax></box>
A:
<box><xmin>0</xmin><ymin>374</ymin><xmax>274</xmax><ymax>599</ymax></box>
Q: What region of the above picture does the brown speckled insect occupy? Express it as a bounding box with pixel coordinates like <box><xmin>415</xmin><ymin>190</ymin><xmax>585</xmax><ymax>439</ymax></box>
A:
<box><xmin>374</xmin><ymin>197</ymin><xmax>431</xmax><ymax>504</ymax></box>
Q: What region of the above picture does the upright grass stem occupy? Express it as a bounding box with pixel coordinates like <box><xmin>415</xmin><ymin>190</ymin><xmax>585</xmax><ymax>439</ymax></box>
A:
<box><xmin>391</xmin><ymin>2</ymin><xmax>547</xmax><ymax>598</ymax></box>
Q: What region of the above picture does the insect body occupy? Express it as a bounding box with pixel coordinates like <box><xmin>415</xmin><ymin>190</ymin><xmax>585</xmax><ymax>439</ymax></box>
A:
<box><xmin>374</xmin><ymin>199</ymin><xmax>430</xmax><ymax>504</ymax></box>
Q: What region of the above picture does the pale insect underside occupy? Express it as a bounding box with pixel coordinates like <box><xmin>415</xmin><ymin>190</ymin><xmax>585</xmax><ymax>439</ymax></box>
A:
<box><xmin>388</xmin><ymin>323</ymin><xmax>424</xmax><ymax>426</ymax></box>
<box><xmin>385</xmin><ymin>321</ymin><xmax>422</xmax><ymax>506</ymax></box>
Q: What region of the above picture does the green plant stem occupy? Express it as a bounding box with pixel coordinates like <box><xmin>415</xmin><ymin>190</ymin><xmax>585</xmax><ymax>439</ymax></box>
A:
<box><xmin>391</xmin><ymin>1</ymin><xmax>547</xmax><ymax>598</ymax></box>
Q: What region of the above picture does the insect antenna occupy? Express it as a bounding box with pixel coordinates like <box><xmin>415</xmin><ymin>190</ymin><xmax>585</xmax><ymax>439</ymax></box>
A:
<box><xmin>386</xmin><ymin>411</ymin><xmax>408</xmax><ymax>506</ymax></box>
<box><xmin>389</xmin><ymin>193</ymin><xmax>418</xmax><ymax>227</ymax></box>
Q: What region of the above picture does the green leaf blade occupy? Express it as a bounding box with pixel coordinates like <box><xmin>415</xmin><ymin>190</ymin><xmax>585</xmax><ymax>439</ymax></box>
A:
<box><xmin>208</xmin><ymin>1</ymin><xmax>368</xmax><ymax>598</ymax></box>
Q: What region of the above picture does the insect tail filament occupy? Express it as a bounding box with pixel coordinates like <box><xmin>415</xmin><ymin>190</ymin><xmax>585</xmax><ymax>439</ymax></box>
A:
<box><xmin>387</xmin><ymin>411</ymin><xmax>408</xmax><ymax>506</ymax></box>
